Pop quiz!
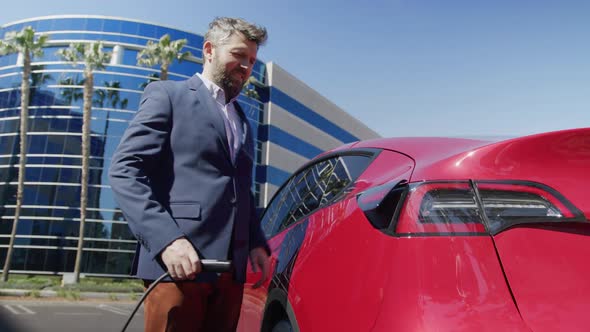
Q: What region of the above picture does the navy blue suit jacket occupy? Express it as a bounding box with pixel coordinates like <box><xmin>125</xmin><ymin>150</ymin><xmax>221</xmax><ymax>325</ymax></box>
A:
<box><xmin>108</xmin><ymin>75</ymin><xmax>268</xmax><ymax>283</ymax></box>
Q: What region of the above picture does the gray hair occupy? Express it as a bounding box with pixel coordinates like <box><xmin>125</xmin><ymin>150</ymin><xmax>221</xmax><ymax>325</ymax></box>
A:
<box><xmin>204</xmin><ymin>17</ymin><xmax>267</xmax><ymax>47</ymax></box>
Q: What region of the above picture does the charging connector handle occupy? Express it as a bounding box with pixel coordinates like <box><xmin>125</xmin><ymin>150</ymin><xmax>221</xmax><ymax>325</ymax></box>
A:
<box><xmin>120</xmin><ymin>260</ymin><xmax>232</xmax><ymax>332</ymax></box>
<box><xmin>199</xmin><ymin>259</ymin><xmax>232</xmax><ymax>273</ymax></box>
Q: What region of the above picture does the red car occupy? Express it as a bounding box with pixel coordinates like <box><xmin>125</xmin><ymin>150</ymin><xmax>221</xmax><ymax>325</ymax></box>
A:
<box><xmin>238</xmin><ymin>128</ymin><xmax>590</xmax><ymax>332</ymax></box>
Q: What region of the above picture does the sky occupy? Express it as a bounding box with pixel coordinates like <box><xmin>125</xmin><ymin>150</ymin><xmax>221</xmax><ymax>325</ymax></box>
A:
<box><xmin>2</xmin><ymin>0</ymin><xmax>589</xmax><ymax>138</ymax></box>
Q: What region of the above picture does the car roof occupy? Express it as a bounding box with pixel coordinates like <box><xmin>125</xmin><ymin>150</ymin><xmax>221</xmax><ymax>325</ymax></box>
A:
<box><xmin>350</xmin><ymin>136</ymin><xmax>493</xmax><ymax>161</ymax></box>
<box><xmin>334</xmin><ymin>128</ymin><xmax>590</xmax><ymax>182</ymax></box>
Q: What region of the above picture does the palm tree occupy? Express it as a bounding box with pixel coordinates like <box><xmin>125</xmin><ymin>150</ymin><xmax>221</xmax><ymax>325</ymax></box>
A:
<box><xmin>91</xmin><ymin>82</ymin><xmax>126</xmax><ymax>111</ymax></box>
<box><xmin>0</xmin><ymin>26</ymin><xmax>48</xmax><ymax>282</ymax></box>
<box><xmin>94</xmin><ymin>80</ymin><xmax>128</xmax><ymax>159</ymax></box>
<box><xmin>29</xmin><ymin>64</ymin><xmax>53</xmax><ymax>104</ymax></box>
<box><xmin>139</xmin><ymin>73</ymin><xmax>159</xmax><ymax>90</ymax></box>
<box><xmin>57</xmin><ymin>42</ymin><xmax>111</xmax><ymax>283</ymax></box>
<box><xmin>59</xmin><ymin>76</ymin><xmax>84</xmax><ymax>105</ymax></box>
<box><xmin>136</xmin><ymin>34</ymin><xmax>191</xmax><ymax>81</ymax></box>
<box><xmin>243</xmin><ymin>76</ymin><xmax>262</xmax><ymax>100</ymax></box>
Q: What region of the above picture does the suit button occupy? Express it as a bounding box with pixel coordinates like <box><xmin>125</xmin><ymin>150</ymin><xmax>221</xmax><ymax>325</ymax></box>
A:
<box><xmin>230</xmin><ymin>196</ymin><xmax>237</xmax><ymax>204</ymax></box>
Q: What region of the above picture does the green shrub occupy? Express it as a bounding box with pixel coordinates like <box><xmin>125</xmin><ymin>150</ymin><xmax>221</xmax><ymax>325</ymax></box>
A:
<box><xmin>67</xmin><ymin>290</ymin><xmax>81</xmax><ymax>300</ymax></box>
<box><xmin>0</xmin><ymin>274</ymin><xmax>60</xmax><ymax>290</ymax></box>
<box><xmin>56</xmin><ymin>288</ymin><xmax>67</xmax><ymax>298</ymax></box>
<box><xmin>27</xmin><ymin>290</ymin><xmax>41</xmax><ymax>298</ymax></box>
<box><xmin>0</xmin><ymin>275</ymin><xmax>144</xmax><ymax>294</ymax></box>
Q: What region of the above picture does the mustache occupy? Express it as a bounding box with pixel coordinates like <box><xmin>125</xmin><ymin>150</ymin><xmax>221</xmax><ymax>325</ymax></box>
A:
<box><xmin>232</xmin><ymin>67</ymin><xmax>248</xmax><ymax>77</ymax></box>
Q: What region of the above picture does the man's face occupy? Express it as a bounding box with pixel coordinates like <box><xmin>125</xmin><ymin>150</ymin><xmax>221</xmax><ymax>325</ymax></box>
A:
<box><xmin>207</xmin><ymin>32</ymin><xmax>258</xmax><ymax>100</ymax></box>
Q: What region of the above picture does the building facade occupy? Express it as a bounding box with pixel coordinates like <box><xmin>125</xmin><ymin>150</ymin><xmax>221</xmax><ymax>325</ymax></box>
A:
<box><xmin>0</xmin><ymin>16</ymin><xmax>379</xmax><ymax>277</ymax></box>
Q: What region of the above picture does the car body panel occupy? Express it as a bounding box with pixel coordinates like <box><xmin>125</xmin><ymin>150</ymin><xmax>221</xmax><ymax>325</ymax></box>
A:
<box><xmin>238</xmin><ymin>128</ymin><xmax>590</xmax><ymax>331</ymax></box>
<box><xmin>239</xmin><ymin>228</ymin><xmax>288</xmax><ymax>332</ymax></box>
<box><xmin>371</xmin><ymin>235</ymin><xmax>529</xmax><ymax>332</ymax></box>
<box><xmin>348</xmin><ymin>149</ymin><xmax>415</xmax><ymax>193</ymax></box>
<box><xmin>492</xmin><ymin>224</ymin><xmax>590</xmax><ymax>332</ymax></box>
<box><xmin>286</xmin><ymin>200</ymin><xmax>389</xmax><ymax>331</ymax></box>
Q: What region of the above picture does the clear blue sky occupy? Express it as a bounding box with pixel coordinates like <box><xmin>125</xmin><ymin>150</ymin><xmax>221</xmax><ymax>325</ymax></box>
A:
<box><xmin>2</xmin><ymin>0</ymin><xmax>589</xmax><ymax>138</ymax></box>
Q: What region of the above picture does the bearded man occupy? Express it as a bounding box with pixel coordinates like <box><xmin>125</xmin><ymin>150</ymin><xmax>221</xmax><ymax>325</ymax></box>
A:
<box><xmin>109</xmin><ymin>17</ymin><xmax>270</xmax><ymax>332</ymax></box>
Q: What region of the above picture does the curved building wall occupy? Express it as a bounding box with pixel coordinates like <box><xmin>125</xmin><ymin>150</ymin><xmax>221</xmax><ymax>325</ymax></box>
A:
<box><xmin>0</xmin><ymin>15</ymin><xmax>379</xmax><ymax>277</ymax></box>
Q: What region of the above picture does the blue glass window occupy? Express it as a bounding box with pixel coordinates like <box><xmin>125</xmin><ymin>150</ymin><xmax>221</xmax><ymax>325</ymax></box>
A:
<box><xmin>256</xmin><ymin>165</ymin><xmax>291</xmax><ymax>187</ymax></box>
<box><xmin>46</xmin><ymin>136</ymin><xmax>65</xmax><ymax>153</ymax></box>
<box><xmin>118</xmin><ymin>35</ymin><xmax>148</xmax><ymax>46</ymax></box>
<box><xmin>63</xmin><ymin>136</ymin><xmax>81</xmax><ymax>155</ymax></box>
<box><xmin>40</xmin><ymin>167</ymin><xmax>59</xmax><ymax>182</ymax></box>
<box><xmin>3</xmin><ymin>23</ymin><xmax>24</xmax><ymax>35</ymax></box>
<box><xmin>271</xmin><ymin>88</ymin><xmax>359</xmax><ymax>143</ymax></box>
<box><xmin>16</xmin><ymin>219</ymin><xmax>33</xmax><ymax>235</ymax></box>
<box><xmin>58</xmin><ymin>167</ymin><xmax>79</xmax><ymax>183</ymax></box>
<box><xmin>102</xmin><ymin>19</ymin><xmax>122</xmax><ymax>34</ymax></box>
<box><xmin>28</xmin><ymin>135</ymin><xmax>47</xmax><ymax>154</ymax></box>
<box><xmin>35</xmin><ymin>19</ymin><xmax>53</xmax><ymax>32</ymax></box>
<box><xmin>138</xmin><ymin>23</ymin><xmax>157</xmax><ymax>39</ymax></box>
<box><xmin>122</xmin><ymin>49</ymin><xmax>139</xmax><ymax>66</ymax></box>
<box><xmin>169</xmin><ymin>60</ymin><xmax>199</xmax><ymax>76</ymax></box>
<box><xmin>52</xmin><ymin>18</ymin><xmax>86</xmax><ymax>31</ymax></box>
<box><xmin>26</xmin><ymin>167</ymin><xmax>42</xmax><ymax>182</ymax></box>
<box><xmin>86</xmin><ymin>18</ymin><xmax>103</xmax><ymax>32</ymax></box>
<box><xmin>0</xmin><ymin>53</ymin><xmax>18</xmax><ymax>67</ymax></box>
<box><xmin>155</xmin><ymin>27</ymin><xmax>175</xmax><ymax>40</ymax></box>
<box><xmin>38</xmin><ymin>46</ymin><xmax>63</xmax><ymax>62</ymax></box>
<box><xmin>0</xmin><ymin>136</ymin><xmax>16</xmax><ymax>154</ymax></box>
<box><xmin>187</xmin><ymin>34</ymin><xmax>204</xmax><ymax>48</ymax></box>
<box><xmin>259</xmin><ymin>125</ymin><xmax>323</xmax><ymax>159</ymax></box>
<box><xmin>120</xmin><ymin>21</ymin><xmax>139</xmax><ymax>36</ymax></box>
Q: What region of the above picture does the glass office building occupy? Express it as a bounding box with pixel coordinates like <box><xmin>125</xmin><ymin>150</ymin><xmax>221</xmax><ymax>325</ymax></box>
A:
<box><xmin>0</xmin><ymin>16</ymin><xmax>379</xmax><ymax>277</ymax></box>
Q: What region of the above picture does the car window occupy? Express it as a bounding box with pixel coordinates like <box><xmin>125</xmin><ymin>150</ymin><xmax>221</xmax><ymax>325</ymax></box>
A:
<box><xmin>261</xmin><ymin>178</ymin><xmax>296</xmax><ymax>238</ymax></box>
<box><xmin>261</xmin><ymin>153</ymin><xmax>374</xmax><ymax>238</ymax></box>
<box><xmin>319</xmin><ymin>155</ymin><xmax>367</xmax><ymax>204</ymax></box>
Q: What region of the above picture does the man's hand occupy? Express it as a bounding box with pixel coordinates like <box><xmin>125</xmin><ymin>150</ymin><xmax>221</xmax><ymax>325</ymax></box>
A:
<box><xmin>161</xmin><ymin>238</ymin><xmax>202</xmax><ymax>280</ymax></box>
<box><xmin>250</xmin><ymin>247</ymin><xmax>270</xmax><ymax>288</ymax></box>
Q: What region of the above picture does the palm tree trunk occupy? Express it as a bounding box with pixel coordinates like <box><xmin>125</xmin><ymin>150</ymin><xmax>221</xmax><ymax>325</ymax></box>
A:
<box><xmin>2</xmin><ymin>52</ymin><xmax>31</xmax><ymax>282</ymax></box>
<box><xmin>73</xmin><ymin>71</ymin><xmax>93</xmax><ymax>283</ymax></box>
<box><xmin>160</xmin><ymin>63</ymin><xmax>168</xmax><ymax>81</ymax></box>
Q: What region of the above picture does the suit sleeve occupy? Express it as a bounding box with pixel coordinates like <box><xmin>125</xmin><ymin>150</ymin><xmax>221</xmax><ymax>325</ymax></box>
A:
<box><xmin>108</xmin><ymin>82</ymin><xmax>184</xmax><ymax>261</ymax></box>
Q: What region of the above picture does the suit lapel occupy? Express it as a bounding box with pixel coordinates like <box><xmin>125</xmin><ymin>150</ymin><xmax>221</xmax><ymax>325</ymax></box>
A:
<box><xmin>187</xmin><ymin>75</ymin><xmax>231</xmax><ymax>161</ymax></box>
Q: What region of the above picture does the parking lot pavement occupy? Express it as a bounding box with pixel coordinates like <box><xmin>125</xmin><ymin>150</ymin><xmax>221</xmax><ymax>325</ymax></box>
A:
<box><xmin>0</xmin><ymin>299</ymin><xmax>144</xmax><ymax>332</ymax></box>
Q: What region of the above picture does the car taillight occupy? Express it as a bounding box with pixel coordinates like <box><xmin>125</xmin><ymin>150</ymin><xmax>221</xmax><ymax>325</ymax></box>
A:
<box><xmin>358</xmin><ymin>180</ymin><xmax>586</xmax><ymax>236</ymax></box>
<box><xmin>396</xmin><ymin>182</ymin><xmax>487</xmax><ymax>235</ymax></box>
<box><xmin>475</xmin><ymin>181</ymin><xmax>585</xmax><ymax>234</ymax></box>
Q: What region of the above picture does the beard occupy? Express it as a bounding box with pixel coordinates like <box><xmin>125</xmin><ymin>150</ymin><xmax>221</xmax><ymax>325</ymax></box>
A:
<box><xmin>211</xmin><ymin>62</ymin><xmax>247</xmax><ymax>101</ymax></box>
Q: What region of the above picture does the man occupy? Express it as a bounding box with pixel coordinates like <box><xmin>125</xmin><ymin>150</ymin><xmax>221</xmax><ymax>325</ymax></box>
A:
<box><xmin>109</xmin><ymin>17</ymin><xmax>270</xmax><ymax>332</ymax></box>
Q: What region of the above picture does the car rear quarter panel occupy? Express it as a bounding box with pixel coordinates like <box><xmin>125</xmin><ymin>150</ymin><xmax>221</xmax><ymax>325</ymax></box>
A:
<box><xmin>371</xmin><ymin>236</ymin><xmax>530</xmax><ymax>332</ymax></box>
<box><xmin>270</xmin><ymin>198</ymin><xmax>529</xmax><ymax>331</ymax></box>
<box><xmin>492</xmin><ymin>224</ymin><xmax>590</xmax><ymax>332</ymax></box>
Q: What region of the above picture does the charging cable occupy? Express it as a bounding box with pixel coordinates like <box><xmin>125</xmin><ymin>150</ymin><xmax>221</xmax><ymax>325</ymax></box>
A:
<box><xmin>120</xmin><ymin>260</ymin><xmax>232</xmax><ymax>332</ymax></box>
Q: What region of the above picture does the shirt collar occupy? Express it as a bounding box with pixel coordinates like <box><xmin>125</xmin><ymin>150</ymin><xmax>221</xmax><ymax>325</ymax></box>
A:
<box><xmin>196</xmin><ymin>73</ymin><xmax>238</xmax><ymax>106</ymax></box>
